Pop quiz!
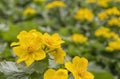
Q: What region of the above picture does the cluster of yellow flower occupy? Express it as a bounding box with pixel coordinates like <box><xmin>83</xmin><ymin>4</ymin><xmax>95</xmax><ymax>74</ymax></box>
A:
<box><xmin>95</xmin><ymin>26</ymin><xmax>119</xmax><ymax>40</ymax></box>
<box><xmin>11</xmin><ymin>30</ymin><xmax>94</xmax><ymax>79</ymax></box>
<box><xmin>74</xmin><ymin>8</ymin><xmax>94</xmax><ymax>21</ymax></box>
<box><xmin>71</xmin><ymin>33</ymin><xmax>88</xmax><ymax>43</ymax></box>
<box><xmin>11</xmin><ymin>29</ymin><xmax>65</xmax><ymax>66</ymax></box>
<box><xmin>87</xmin><ymin>0</ymin><xmax>119</xmax><ymax>7</ymax></box>
<box><xmin>108</xmin><ymin>17</ymin><xmax>120</xmax><ymax>27</ymax></box>
<box><xmin>23</xmin><ymin>7</ymin><xmax>36</xmax><ymax>17</ymax></box>
<box><xmin>98</xmin><ymin>7</ymin><xmax>120</xmax><ymax>20</ymax></box>
<box><xmin>44</xmin><ymin>56</ymin><xmax>94</xmax><ymax>79</ymax></box>
<box><xmin>106</xmin><ymin>39</ymin><xmax>120</xmax><ymax>51</ymax></box>
<box><xmin>46</xmin><ymin>1</ymin><xmax>65</xmax><ymax>9</ymax></box>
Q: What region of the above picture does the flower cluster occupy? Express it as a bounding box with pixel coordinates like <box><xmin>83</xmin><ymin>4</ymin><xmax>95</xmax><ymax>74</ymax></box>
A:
<box><xmin>95</xmin><ymin>26</ymin><xmax>119</xmax><ymax>40</ymax></box>
<box><xmin>98</xmin><ymin>7</ymin><xmax>120</xmax><ymax>20</ymax></box>
<box><xmin>71</xmin><ymin>33</ymin><xmax>88</xmax><ymax>43</ymax></box>
<box><xmin>74</xmin><ymin>8</ymin><xmax>94</xmax><ymax>21</ymax></box>
<box><xmin>11</xmin><ymin>29</ymin><xmax>65</xmax><ymax>66</ymax></box>
<box><xmin>46</xmin><ymin>1</ymin><xmax>66</xmax><ymax>9</ymax></box>
<box><xmin>44</xmin><ymin>56</ymin><xmax>94</xmax><ymax>79</ymax></box>
<box><xmin>23</xmin><ymin>7</ymin><xmax>36</xmax><ymax>16</ymax></box>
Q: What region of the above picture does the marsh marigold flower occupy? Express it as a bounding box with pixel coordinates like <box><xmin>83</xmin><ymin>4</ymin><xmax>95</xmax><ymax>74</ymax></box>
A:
<box><xmin>106</xmin><ymin>39</ymin><xmax>120</xmax><ymax>51</ymax></box>
<box><xmin>65</xmin><ymin>56</ymin><xmax>94</xmax><ymax>79</ymax></box>
<box><xmin>74</xmin><ymin>8</ymin><xmax>94</xmax><ymax>21</ymax></box>
<box><xmin>11</xmin><ymin>30</ymin><xmax>46</xmax><ymax>66</ymax></box>
<box><xmin>23</xmin><ymin>7</ymin><xmax>36</xmax><ymax>16</ymax></box>
<box><xmin>108</xmin><ymin>17</ymin><xmax>120</xmax><ymax>27</ymax></box>
<box><xmin>43</xmin><ymin>33</ymin><xmax>64</xmax><ymax>49</ymax></box>
<box><xmin>46</xmin><ymin>1</ymin><xmax>66</xmax><ymax>9</ymax></box>
<box><xmin>71</xmin><ymin>33</ymin><xmax>88</xmax><ymax>43</ymax></box>
<box><xmin>43</xmin><ymin>33</ymin><xmax>66</xmax><ymax>64</ymax></box>
<box><xmin>44</xmin><ymin>68</ymin><xmax>68</xmax><ymax>79</ymax></box>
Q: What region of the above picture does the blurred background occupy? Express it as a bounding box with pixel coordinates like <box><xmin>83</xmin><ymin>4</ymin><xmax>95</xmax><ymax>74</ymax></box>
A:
<box><xmin>0</xmin><ymin>0</ymin><xmax>120</xmax><ymax>79</ymax></box>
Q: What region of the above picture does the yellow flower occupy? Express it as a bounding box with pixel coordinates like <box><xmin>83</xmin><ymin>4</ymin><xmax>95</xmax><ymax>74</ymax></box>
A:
<box><xmin>97</xmin><ymin>0</ymin><xmax>111</xmax><ymax>7</ymax></box>
<box><xmin>46</xmin><ymin>1</ymin><xmax>66</xmax><ymax>9</ymax></box>
<box><xmin>108</xmin><ymin>17</ymin><xmax>120</xmax><ymax>27</ymax></box>
<box><xmin>106</xmin><ymin>39</ymin><xmax>120</xmax><ymax>51</ymax></box>
<box><xmin>106</xmin><ymin>7</ymin><xmax>120</xmax><ymax>16</ymax></box>
<box><xmin>33</xmin><ymin>0</ymin><xmax>45</xmax><ymax>3</ymax></box>
<box><xmin>50</xmin><ymin>47</ymin><xmax>66</xmax><ymax>64</ymax></box>
<box><xmin>97</xmin><ymin>12</ymin><xmax>108</xmax><ymax>21</ymax></box>
<box><xmin>44</xmin><ymin>69</ymin><xmax>68</xmax><ymax>79</ymax></box>
<box><xmin>43</xmin><ymin>33</ymin><xmax>64</xmax><ymax>49</ymax></box>
<box><xmin>87</xmin><ymin>0</ymin><xmax>96</xmax><ymax>3</ymax></box>
<box><xmin>23</xmin><ymin>7</ymin><xmax>36</xmax><ymax>16</ymax></box>
<box><xmin>65</xmin><ymin>56</ymin><xmax>94</xmax><ymax>79</ymax></box>
<box><xmin>11</xmin><ymin>30</ymin><xmax>46</xmax><ymax>66</ymax></box>
<box><xmin>71</xmin><ymin>33</ymin><xmax>87</xmax><ymax>43</ymax></box>
<box><xmin>74</xmin><ymin>8</ymin><xmax>94</xmax><ymax>21</ymax></box>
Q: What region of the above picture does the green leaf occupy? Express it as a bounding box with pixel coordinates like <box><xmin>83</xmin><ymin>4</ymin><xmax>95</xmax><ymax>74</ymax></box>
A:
<box><xmin>92</xmin><ymin>71</ymin><xmax>114</xmax><ymax>79</ymax></box>
<box><xmin>33</xmin><ymin>58</ymin><xmax>48</xmax><ymax>74</ymax></box>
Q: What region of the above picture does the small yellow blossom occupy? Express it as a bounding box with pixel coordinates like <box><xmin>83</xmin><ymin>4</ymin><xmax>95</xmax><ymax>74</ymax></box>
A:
<box><xmin>44</xmin><ymin>69</ymin><xmax>68</xmax><ymax>79</ymax></box>
<box><xmin>108</xmin><ymin>17</ymin><xmax>120</xmax><ymax>27</ymax></box>
<box><xmin>11</xmin><ymin>30</ymin><xmax>46</xmax><ymax>66</ymax></box>
<box><xmin>106</xmin><ymin>7</ymin><xmax>120</xmax><ymax>16</ymax></box>
<box><xmin>98</xmin><ymin>7</ymin><xmax>120</xmax><ymax>20</ymax></box>
<box><xmin>106</xmin><ymin>39</ymin><xmax>120</xmax><ymax>51</ymax></box>
<box><xmin>71</xmin><ymin>33</ymin><xmax>88</xmax><ymax>43</ymax></box>
<box><xmin>33</xmin><ymin>0</ymin><xmax>45</xmax><ymax>3</ymax></box>
<box><xmin>65</xmin><ymin>56</ymin><xmax>94</xmax><ymax>79</ymax></box>
<box><xmin>87</xmin><ymin>0</ymin><xmax>96</xmax><ymax>3</ymax></box>
<box><xmin>43</xmin><ymin>33</ymin><xmax>64</xmax><ymax>49</ymax></box>
<box><xmin>97</xmin><ymin>12</ymin><xmax>108</xmax><ymax>21</ymax></box>
<box><xmin>23</xmin><ymin>7</ymin><xmax>36</xmax><ymax>16</ymax></box>
<box><xmin>50</xmin><ymin>47</ymin><xmax>66</xmax><ymax>64</ymax></box>
<box><xmin>95</xmin><ymin>27</ymin><xmax>119</xmax><ymax>40</ymax></box>
<box><xmin>46</xmin><ymin>1</ymin><xmax>66</xmax><ymax>9</ymax></box>
<box><xmin>74</xmin><ymin>8</ymin><xmax>94</xmax><ymax>21</ymax></box>
<box><xmin>97</xmin><ymin>0</ymin><xmax>111</xmax><ymax>7</ymax></box>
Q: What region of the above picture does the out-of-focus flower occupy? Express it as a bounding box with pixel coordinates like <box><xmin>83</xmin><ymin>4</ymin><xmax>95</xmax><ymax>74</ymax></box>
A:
<box><xmin>97</xmin><ymin>0</ymin><xmax>111</xmax><ymax>7</ymax></box>
<box><xmin>97</xmin><ymin>12</ymin><xmax>108</xmax><ymax>21</ymax></box>
<box><xmin>74</xmin><ymin>8</ymin><xmax>94</xmax><ymax>21</ymax></box>
<box><xmin>33</xmin><ymin>0</ymin><xmax>45</xmax><ymax>3</ymax></box>
<box><xmin>50</xmin><ymin>47</ymin><xmax>66</xmax><ymax>64</ymax></box>
<box><xmin>23</xmin><ymin>7</ymin><xmax>36</xmax><ymax>16</ymax></box>
<box><xmin>108</xmin><ymin>17</ymin><xmax>120</xmax><ymax>27</ymax></box>
<box><xmin>106</xmin><ymin>39</ymin><xmax>120</xmax><ymax>51</ymax></box>
<box><xmin>43</xmin><ymin>33</ymin><xmax>64</xmax><ymax>49</ymax></box>
<box><xmin>98</xmin><ymin>7</ymin><xmax>120</xmax><ymax>20</ymax></box>
<box><xmin>95</xmin><ymin>26</ymin><xmax>119</xmax><ymax>40</ymax></box>
<box><xmin>46</xmin><ymin>1</ymin><xmax>66</xmax><ymax>9</ymax></box>
<box><xmin>87</xmin><ymin>0</ymin><xmax>96</xmax><ymax>3</ymax></box>
<box><xmin>65</xmin><ymin>56</ymin><xmax>94</xmax><ymax>79</ymax></box>
<box><xmin>71</xmin><ymin>33</ymin><xmax>88</xmax><ymax>43</ymax></box>
<box><xmin>44</xmin><ymin>69</ymin><xmax>68</xmax><ymax>79</ymax></box>
<box><xmin>43</xmin><ymin>33</ymin><xmax>65</xmax><ymax>64</ymax></box>
<box><xmin>11</xmin><ymin>30</ymin><xmax>46</xmax><ymax>66</ymax></box>
<box><xmin>106</xmin><ymin>7</ymin><xmax>120</xmax><ymax>16</ymax></box>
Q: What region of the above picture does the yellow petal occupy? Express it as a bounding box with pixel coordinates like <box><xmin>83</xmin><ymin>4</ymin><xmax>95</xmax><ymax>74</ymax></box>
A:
<box><xmin>13</xmin><ymin>46</ymin><xmax>25</xmax><ymax>56</ymax></box>
<box><xmin>54</xmin><ymin>69</ymin><xmax>68</xmax><ymax>79</ymax></box>
<box><xmin>65</xmin><ymin>62</ymin><xmax>74</xmax><ymax>72</ymax></box>
<box><xmin>50</xmin><ymin>48</ymin><xmax>66</xmax><ymax>64</ymax></box>
<box><xmin>25</xmin><ymin>57</ymin><xmax>35</xmax><ymax>66</ymax></box>
<box><xmin>16</xmin><ymin>55</ymin><xmax>28</xmax><ymax>63</ymax></box>
<box><xmin>10</xmin><ymin>42</ymin><xmax>19</xmax><ymax>47</ymax></box>
<box><xmin>73</xmin><ymin>56</ymin><xmax>88</xmax><ymax>71</ymax></box>
<box><xmin>34</xmin><ymin>50</ymin><xmax>46</xmax><ymax>60</ymax></box>
<box><xmin>82</xmin><ymin>71</ymin><xmax>94</xmax><ymax>79</ymax></box>
<box><xmin>44</xmin><ymin>69</ymin><xmax>56</xmax><ymax>79</ymax></box>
